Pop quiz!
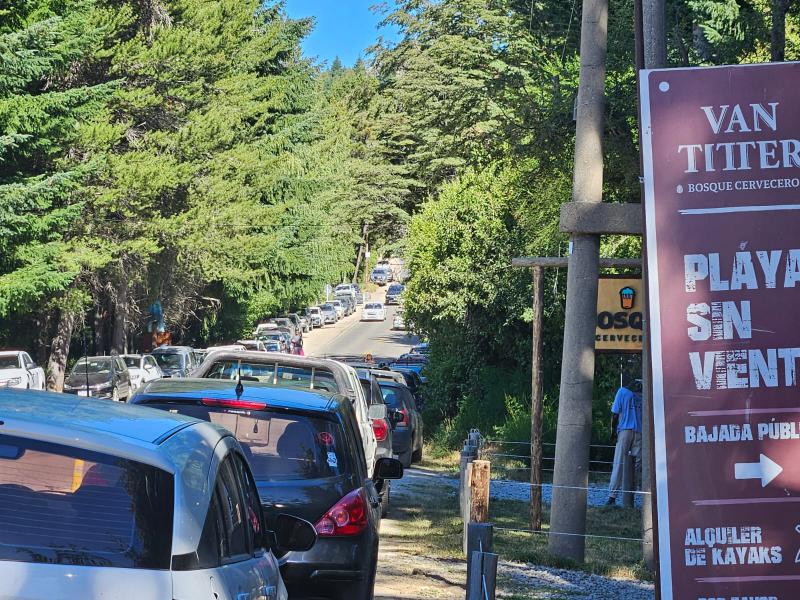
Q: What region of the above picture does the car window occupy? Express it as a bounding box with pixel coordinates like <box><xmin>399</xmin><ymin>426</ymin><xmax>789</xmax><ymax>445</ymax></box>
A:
<box><xmin>71</xmin><ymin>359</ymin><xmax>113</xmax><ymax>376</ymax></box>
<box><xmin>217</xmin><ymin>458</ymin><xmax>249</xmax><ymax>559</ymax></box>
<box><xmin>232</xmin><ymin>454</ymin><xmax>265</xmax><ymax>552</ymax></box>
<box><xmin>154</xmin><ymin>352</ymin><xmax>185</xmax><ymax>370</ymax></box>
<box><xmin>147</xmin><ymin>356</ymin><xmax>159</xmax><ymax>369</ymax></box>
<box><xmin>380</xmin><ymin>385</ymin><xmax>414</xmax><ymax>411</ymax></box>
<box><xmin>0</xmin><ymin>356</ymin><xmax>20</xmax><ymax>369</ymax></box>
<box><xmin>0</xmin><ymin>434</ymin><xmax>173</xmax><ymax>569</ymax></box>
<box><xmin>22</xmin><ymin>354</ymin><xmax>33</xmax><ymax>367</ymax></box>
<box><xmin>195</xmin><ymin>488</ymin><xmax>224</xmax><ymax>569</ymax></box>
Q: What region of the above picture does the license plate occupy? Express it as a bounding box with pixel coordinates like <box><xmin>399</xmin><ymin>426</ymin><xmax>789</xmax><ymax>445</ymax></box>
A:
<box><xmin>77</xmin><ymin>390</ymin><xmax>91</xmax><ymax>397</ymax></box>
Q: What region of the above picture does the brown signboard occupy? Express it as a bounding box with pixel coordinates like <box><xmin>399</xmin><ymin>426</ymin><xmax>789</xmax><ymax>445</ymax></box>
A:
<box><xmin>642</xmin><ymin>62</ymin><xmax>800</xmax><ymax>600</ymax></box>
<box><xmin>595</xmin><ymin>277</ymin><xmax>643</xmax><ymax>352</ymax></box>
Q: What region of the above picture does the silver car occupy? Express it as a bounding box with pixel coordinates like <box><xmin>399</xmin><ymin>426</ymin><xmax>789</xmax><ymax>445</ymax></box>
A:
<box><xmin>0</xmin><ymin>389</ymin><xmax>316</xmax><ymax>600</ymax></box>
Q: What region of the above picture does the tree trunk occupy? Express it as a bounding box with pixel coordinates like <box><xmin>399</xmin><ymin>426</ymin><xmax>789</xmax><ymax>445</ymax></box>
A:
<box><xmin>353</xmin><ymin>222</ymin><xmax>367</xmax><ymax>284</ymax></box>
<box><xmin>46</xmin><ymin>309</ymin><xmax>79</xmax><ymax>392</ymax></box>
<box><xmin>772</xmin><ymin>0</ymin><xmax>793</xmax><ymax>62</ymax></box>
<box><xmin>112</xmin><ymin>277</ymin><xmax>129</xmax><ymax>354</ymax></box>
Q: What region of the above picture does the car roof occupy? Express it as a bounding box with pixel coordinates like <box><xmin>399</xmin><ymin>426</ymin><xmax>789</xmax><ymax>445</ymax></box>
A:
<box><xmin>152</xmin><ymin>346</ymin><xmax>192</xmax><ymax>353</ymax></box>
<box><xmin>0</xmin><ymin>350</ymin><xmax>24</xmax><ymax>356</ymax></box>
<box><xmin>134</xmin><ymin>378</ymin><xmax>342</xmax><ymax>414</ymax></box>
<box><xmin>0</xmin><ymin>389</ymin><xmax>197</xmax><ymax>444</ymax></box>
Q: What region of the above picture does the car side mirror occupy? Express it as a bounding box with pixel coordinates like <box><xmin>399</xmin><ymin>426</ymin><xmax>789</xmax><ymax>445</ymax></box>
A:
<box><xmin>374</xmin><ymin>457</ymin><xmax>404</xmax><ymax>480</ymax></box>
<box><xmin>368</xmin><ymin>403</ymin><xmax>387</xmax><ymax>420</ymax></box>
<box><xmin>388</xmin><ymin>409</ymin><xmax>404</xmax><ymax>425</ymax></box>
<box><xmin>273</xmin><ymin>513</ymin><xmax>317</xmax><ymax>553</ymax></box>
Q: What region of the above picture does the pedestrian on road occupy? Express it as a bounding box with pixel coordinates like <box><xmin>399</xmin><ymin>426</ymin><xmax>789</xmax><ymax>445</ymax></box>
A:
<box><xmin>606</xmin><ymin>379</ymin><xmax>643</xmax><ymax>506</ymax></box>
<box><xmin>291</xmin><ymin>333</ymin><xmax>304</xmax><ymax>355</ymax></box>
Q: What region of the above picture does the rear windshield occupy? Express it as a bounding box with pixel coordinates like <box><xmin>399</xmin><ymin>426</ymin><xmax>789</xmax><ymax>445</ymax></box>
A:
<box><xmin>154</xmin><ymin>353</ymin><xmax>185</xmax><ymax>369</ymax></box>
<box><xmin>203</xmin><ymin>360</ymin><xmax>339</xmax><ymax>393</ymax></box>
<box><xmin>145</xmin><ymin>405</ymin><xmax>348</xmax><ymax>482</ymax></box>
<box><xmin>365</xmin><ymin>303</ymin><xmax>382</xmax><ymax>310</ymax></box>
<box><xmin>0</xmin><ymin>435</ymin><xmax>173</xmax><ymax>569</ymax></box>
<box><xmin>380</xmin><ymin>385</ymin><xmax>414</xmax><ymax>410</ymax></box>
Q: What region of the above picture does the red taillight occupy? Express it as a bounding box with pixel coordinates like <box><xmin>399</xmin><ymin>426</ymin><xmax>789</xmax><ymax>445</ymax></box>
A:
<box><xmin>201</xmin><ymin>398</ymin><xmax>267</xmax><ymax>410</ymax></box>
<box><xmin>314</xmin><ymin>489</ymin><xmax>368</xmax><ymax>537</ymax></box>
<box><xmin>372</xmin><ymin>418</ymin><xmax>389</xmax><ymax>442</ymax></box>
<box><xmin>397</xmin><ymin>408</ymin><xmax>409</xmax><ymax>426</ymax></box>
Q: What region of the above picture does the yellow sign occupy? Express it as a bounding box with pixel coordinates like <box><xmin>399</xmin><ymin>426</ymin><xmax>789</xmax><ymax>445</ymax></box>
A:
<box><xmin>595</xmin><ymin>277</ymin><xmax>643</xmax><ymax>352</ymax></box>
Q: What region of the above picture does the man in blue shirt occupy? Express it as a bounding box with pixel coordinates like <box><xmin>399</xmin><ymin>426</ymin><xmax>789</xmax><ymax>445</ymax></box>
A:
<box><xmin>606</xmin><ymin>380</ymin><xmax>643</xmax><ymax>506</ymax></box>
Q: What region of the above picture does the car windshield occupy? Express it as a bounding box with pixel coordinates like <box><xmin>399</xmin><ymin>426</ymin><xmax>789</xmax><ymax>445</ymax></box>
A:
<box><xmin>154</xmin><ymin>353</ymin><xmax>185</xmax><ymax>369</ymax></box>
<box><xmin>256</xmin><ymin>333</ymin><xmax>282</xmax><ymax>342</ymax></box>
<box><xmin>0</xmin><ymin>434</ymin><xmax>173</xmax><ymax>569</ymax></box>
<box><xmin>71</xmin><ymin>359</ymin><xmax>113</xmax><ymax>375</ymax></box>
<box><xmin>139</xmin><ymin>405</ymin><xmax>348</xmax><ymax>481</ymax></box>
<box><xmin>0</xmin><ymin>357</ymin><xmax>20</xmax><ymax>370</ymax></box>
<box><xmin>380</xmin><ymin>384</ymin><xmax>413</xmax><ymax>410</ymax></box>
<box><xmin>122</xmin><ymin>356</ymin><xmax>141</xmax><ymax>369</ymax></box>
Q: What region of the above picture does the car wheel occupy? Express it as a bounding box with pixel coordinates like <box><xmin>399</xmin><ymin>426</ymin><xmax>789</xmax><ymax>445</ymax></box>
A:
<box><xmin>380</xmin><ymin>483</ymin><xmax>390</xmax><ymax>518</ymax></box>
<box><xmin>412</xmin><ymin>443</ymin><xmax>423</xmax><ymax>464</ymax></box>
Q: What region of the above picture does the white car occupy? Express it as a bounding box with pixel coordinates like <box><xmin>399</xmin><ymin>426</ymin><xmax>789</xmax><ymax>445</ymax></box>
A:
<box><xmin>0</xmin><ymin>351</ymin><xmax>45</xmax><ymax>390</ymax></box>
<box><xmin>121</xmin><ymin>354</ymin><xmax>163</xmax><ymax>390</ymax></box>
<box><xmin>237</xmin><ymin>340</ymin><xmax>269</xmax><ymax>352</ymax></box>
<box><xmin>0</xmin><ymin>388</ymin><xmax>316</xmax><ymax>600</ymax></box>
<box><xmin>362</xmin><ymin>302</ymin><xmax>387</xmax><ymax>322</ymax></box>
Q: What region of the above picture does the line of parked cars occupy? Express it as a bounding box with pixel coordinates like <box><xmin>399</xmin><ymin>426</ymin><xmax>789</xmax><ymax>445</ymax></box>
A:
<box><xmin>0</xmin><ymin>342</ymin><xmax>427</xmax><ymax>600</ymax></box>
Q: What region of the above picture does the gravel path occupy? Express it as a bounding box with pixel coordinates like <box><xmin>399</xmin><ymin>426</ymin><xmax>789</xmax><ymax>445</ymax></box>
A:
<box><xmin>392</xmin><ymin>468</ymin><xmax>654</xmax><ymax>600</ymax></box>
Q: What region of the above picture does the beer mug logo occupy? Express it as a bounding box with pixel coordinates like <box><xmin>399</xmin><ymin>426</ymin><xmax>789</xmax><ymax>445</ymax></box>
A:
<box><xmin>619</xmin><ymin>286</ymin><xmax>635</xmax><ymax>310</ymax></box>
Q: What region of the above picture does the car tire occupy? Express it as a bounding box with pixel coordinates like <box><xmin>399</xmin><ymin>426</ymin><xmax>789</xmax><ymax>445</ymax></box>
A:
<box><xmin>398</xmin><ymin>448</ymin><xmax>412</xmax><ymax>469</ymax></box>
<box><xmin>412</xmin><ymin>443</ymin><xmax>423</xmax><ymax>464</ymax></box>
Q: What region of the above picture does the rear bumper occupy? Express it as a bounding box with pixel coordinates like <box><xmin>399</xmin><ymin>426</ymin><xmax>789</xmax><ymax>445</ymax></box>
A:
<box><xmin>281</xmin><ymin>534</ymin><xmax>377</xmax><ymax>591</ymax></box>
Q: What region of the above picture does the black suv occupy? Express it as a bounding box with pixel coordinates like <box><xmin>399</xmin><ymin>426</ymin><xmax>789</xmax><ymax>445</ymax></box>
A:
<box><xmin>132</xmin><ymin>378</ymin><xmax>403</xmax><ymax>600</ymax></box>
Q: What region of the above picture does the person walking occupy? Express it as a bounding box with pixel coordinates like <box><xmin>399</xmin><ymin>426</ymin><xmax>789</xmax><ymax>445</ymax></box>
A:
<box><xmin>606</xmin><ymin>379</ymin><xmax>643</xmax><ymax>506</ymax></box>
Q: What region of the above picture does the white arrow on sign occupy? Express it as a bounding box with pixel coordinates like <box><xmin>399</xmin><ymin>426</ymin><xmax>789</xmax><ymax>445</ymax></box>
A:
<box><xmin>734</xmin><ymin>454</ymin><xmax>783</xmax><ymax>487</ymax></box>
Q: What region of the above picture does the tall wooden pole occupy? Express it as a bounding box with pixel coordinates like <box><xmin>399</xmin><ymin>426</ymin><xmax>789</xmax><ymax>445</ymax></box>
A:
<box><xmin>641</xmin><ymin>0</ymin><xmax>666</xmax><ymax>577</ymax></box>
<box><xmin>548</xmin><ymin>0</ymin><xmax>608</xmax><ymax>561</ymax></box>
<box><xmin>530</xmin><ymin>266</ymin><xmax>545</xmax><ymax>531</ymax></box>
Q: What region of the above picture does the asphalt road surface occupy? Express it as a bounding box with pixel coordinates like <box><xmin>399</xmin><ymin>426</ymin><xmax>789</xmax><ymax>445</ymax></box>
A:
<box><xmin>303</xmin><ymin>295</ymin><xmax>418</xmax><ymax>362</ymax></box>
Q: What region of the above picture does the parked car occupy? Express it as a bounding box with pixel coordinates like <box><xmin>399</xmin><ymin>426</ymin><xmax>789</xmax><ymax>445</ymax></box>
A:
<box><xmin>263</xmin><ymin>340</ymin><xmax>283</xmax><ymax>353</ymax></box>
<box><xmin>378</xmin><ymin>380</ymin><xmax>424</xmax><ymax>468</ymax></box>
<box><xmin>334</xmin><ymin>283</ymin><xmax>357</xmax><ymax>300</ymax></box>
<box><xmin>385</xmin><ymin>283</ymin><xmax>404</xmax><ymax>305</ymax></box>
<box><xmin>191</xmin><ymin>352</ymin><xmax>380</xmax><ymax>478</ymax></box>
<box><xmin>254</xmin><ymin>322</ymin><xmax>279</xmax><ymax>336</ymax></box>
<box><xmin>151</xmin><ymin>346</ymin><xmax>196</xmax><ymax>378</ymax></box>
<box><xmin>131</xmin><ymin>380</ymin><xmax>403</xmax><ymax>600</ymax></box>
<box><xmin>389</xmin><ymin>354</ymin><xmax>428</xmax><ymax>377</ymax></box>
<box><xmin>63</xmin><ymin>356</ymin><xmax>132</xmax><ymax>402</ymax></box>
<box><xmin>287</xmin><ymin>312</ymin><xmax>311</xmax><ymax>333</ymax></box>
<box><xmin>319</xmin><ymin>303</ymin><xmax>338</xmax><ymax>324</ymax></box>
<box><xmin>362</xmin><ymin>302</ymin><xmax>387</xmax><ymax>322</ymax></box>
<box><xmin>255</xmin><ymin>331</ymin><xmax>289</xmax><ymax>353</ymax></box>
<box><xmin>304</xmin><ymin>306</ymin><xmax>324</xmax><ymax>327</ymax></box>
<box><xmin>121</xmin><ymin>354</ymin><xmax>163</xmax><ymax>390</ymax></box>
<box><xmin>330</xmin><ymin>300</ymin><xmax>345</xmax><ymax>319</ymax></box>
<box><xmin>0</xmin><ymin>388</ymin><xmax>315</xmax><ymax>600</ymax></box>
<box><xmin>336</xmin><ymin>295</ymin><xmax>355</xmax><ymax>316</ymax></box>
<box><xmin>370</xmin><ymin>267</ymin><xmax>391</xmax><ymax>286</ymax></box>
<box><xmin>237</xmin><ymin>340</ymin><xmax>270</xmax><ymax>352</ymax></box>
<box><xmin>0</xmin><ymin>350</ymin><xmax>45</xmax><ymax>390</ymax></box>
<box><xmin>270</xmin><ymin>317</ymin><xmax>298</xmax><ymax>337</ymax></box>
<box><xmin>392</xmin><ymin>309</ymin><xmax>406</xmax><ymax>331</ymax></box>
<box><xmin>357</xmin><ymin>369</ymin><xmax>395</xmax><ymax>517</ymax></box>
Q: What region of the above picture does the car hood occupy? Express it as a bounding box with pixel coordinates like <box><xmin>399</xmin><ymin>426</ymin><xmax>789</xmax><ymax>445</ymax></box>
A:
<box><xmin>65</xmin><ymin>373</ymin><xmax>112</xmax><ymax>387</ymax></box>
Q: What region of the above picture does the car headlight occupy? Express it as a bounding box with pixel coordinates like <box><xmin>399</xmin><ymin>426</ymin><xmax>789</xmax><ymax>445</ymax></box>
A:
<box><xmin>2</xmin><ymin>377</ymin><xmax>22</xmax><ymax>387</ymax></box>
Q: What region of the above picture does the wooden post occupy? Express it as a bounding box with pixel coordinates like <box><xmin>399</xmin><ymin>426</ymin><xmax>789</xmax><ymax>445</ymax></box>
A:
<box><xmin>462</xmin><ymin>462</ymin><xmax>474</xmax><ymax>554</ymax></box>
<box><xmin>530</xmin><ymin>266</ymin><xmax>545</xmax><ymax>531</ymax></box>
<box><xmin>469</xmin><ymin>460</ymin><xmax>491</xmax><ymax>524</ymax></box>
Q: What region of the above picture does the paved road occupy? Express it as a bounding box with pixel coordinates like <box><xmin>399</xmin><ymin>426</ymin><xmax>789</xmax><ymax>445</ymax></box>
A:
<box><xmin>303</xmin><ymin>295</ymin><xmax>418</xmax><ymax>361</ymax></box>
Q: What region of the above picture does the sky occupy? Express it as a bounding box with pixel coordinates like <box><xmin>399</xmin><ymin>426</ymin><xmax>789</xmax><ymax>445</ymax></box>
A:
<box><xmin>284</xmin><ymin>1</ymin><xmax>400</xmax><ymax>67</ymax></box>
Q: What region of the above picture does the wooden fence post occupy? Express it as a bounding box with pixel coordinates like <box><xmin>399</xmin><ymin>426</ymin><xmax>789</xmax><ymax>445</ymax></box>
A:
<box><xmin>469</xmin><ymin>460</ymin><xmax>491</xmax><ymax>524</ymax></box>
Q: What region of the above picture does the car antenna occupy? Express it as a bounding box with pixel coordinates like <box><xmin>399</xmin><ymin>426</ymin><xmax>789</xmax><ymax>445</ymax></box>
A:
<box><xmin>236</xmin><ymin>361</ymin><xmax>244</xmax><ymax>399</ymax></box>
